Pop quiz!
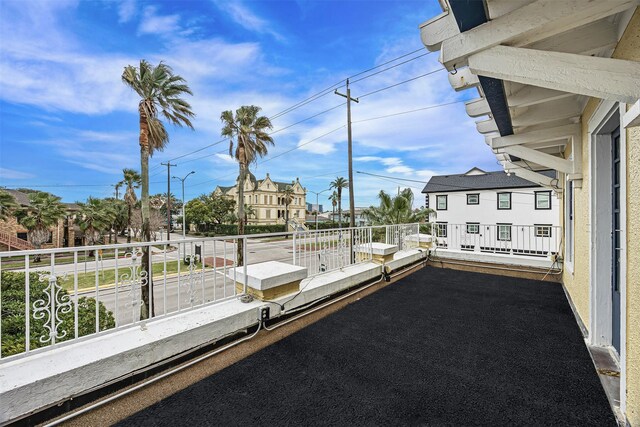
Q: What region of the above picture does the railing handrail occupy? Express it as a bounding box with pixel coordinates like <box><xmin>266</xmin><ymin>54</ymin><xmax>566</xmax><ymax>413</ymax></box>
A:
<box><xmin>0</xmin><ymin>224</ymin><xmax>394</xmax><ymax>257</ymax></box>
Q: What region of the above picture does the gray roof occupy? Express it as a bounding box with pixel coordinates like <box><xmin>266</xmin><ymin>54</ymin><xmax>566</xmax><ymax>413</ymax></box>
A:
<box><xmin>422</xmin><ymin>169</ymin><xmax>556</xmax><ymax>193</ymax></box>
<box><xmin>1</xmin><ymin>188</ymin><xmax>31</xmax><ymax>206</ymax></box>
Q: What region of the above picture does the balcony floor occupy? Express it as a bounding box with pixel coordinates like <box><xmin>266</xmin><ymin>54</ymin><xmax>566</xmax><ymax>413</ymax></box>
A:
<box><xmin>117</xmin><ymin>267</ymin><xmax>615</xmax><ymax>426</ymax></box>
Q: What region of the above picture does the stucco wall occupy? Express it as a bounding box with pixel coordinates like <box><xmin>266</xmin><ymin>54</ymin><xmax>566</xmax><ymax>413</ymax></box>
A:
<box><xmin>561</xmin><ymin>9</ymin><xmax>640</xmax><ymax>424</ymax></box>
<box><xmin>615</xmin><ymin>9</ymin><xmax>640</xmax><ymax>425</ymax></box>
<box><xmin>561</xmin><ymin>98</ymin><xmax>597</xmax><ymax>328</ymax></box>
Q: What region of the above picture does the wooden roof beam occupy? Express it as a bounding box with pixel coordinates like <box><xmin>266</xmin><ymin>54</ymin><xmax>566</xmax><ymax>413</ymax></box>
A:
<box><xmin>440</xmin><ymin>0</ymin><xmax>637</xmax><ymax>70</ymax></box>
<box><xmin>469</xmin><ymin>45</ymin><xmax>640</xmax><ymax>104</ymax></box>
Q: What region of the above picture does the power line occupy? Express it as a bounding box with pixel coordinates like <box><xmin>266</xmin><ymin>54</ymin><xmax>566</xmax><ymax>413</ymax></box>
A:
<box><xmin>350</xmin><ymin>52</ymin><xmax>430</xmax><ymax>84</ymax></box>
<box><xmin>347</xmin><ymin>47</ymin><xmax>426</xmax><ymax>80</ymax></box>
<box><xmin>352</xmin><ymin>99</ymin><xmax>468</xmax><ymax>123</ymax></box>
<box><xmin>189</xmin><ymin>125</ymin><xmax>346</xmax><ymax>188</ymax></box>
<box><xmin>359</xmin><ymin>68</ymin><xmax>445</xmax><ymax>99</ymax></box>
<box><xmin>270</xmin><ymin>103</ymin><xmax>345</xmax><ymax>135</ymax></box>
<box><xmin>258</xmin><ymin>125</ymin><xmax>346</xmax><ymax>165</ymax></box>
<box><xmin>149</xmin><ymin>49</ymin><xmax>434</xmax><ymax>169</ymax></box>
<box><xmin>356</xmin><ymin>171</ymin><xmax>427</xmax><ymax>183</ymax></box>
<box><xmin>269</xmin><ymin>47</ymin><xmax>430</xmax><ymax>121</ymax></box>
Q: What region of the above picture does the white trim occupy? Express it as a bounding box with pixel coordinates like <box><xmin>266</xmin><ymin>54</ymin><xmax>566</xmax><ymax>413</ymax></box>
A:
<box><xmin>587</xmin><ymin>99</ymin><xmax>627</xmax><ymax>413</ymax></box>
<box><xmin>468</xmin><ymin>46</ymin><xmax>640</xmax><ymax>104</ymax></box>
<box><xmin>622</xmin><ymin>100</ymin><xmax>640</xmax><ymax>128</ymax></box>
<box><xmin>439</xmin><ymin>0</ymin><xmax>636</xmax><ymax>69</ymax></box>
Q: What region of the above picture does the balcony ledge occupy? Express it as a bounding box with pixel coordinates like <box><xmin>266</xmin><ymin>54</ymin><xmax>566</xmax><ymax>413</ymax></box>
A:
<box><xmin>0</xmin><ymin>250</ymin><xmax>426</xmax><ymax>424</ymax></box>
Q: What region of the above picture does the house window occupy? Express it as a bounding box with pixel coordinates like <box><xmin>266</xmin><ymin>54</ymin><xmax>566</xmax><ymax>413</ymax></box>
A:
<box><xmin>425</xmin><ymin>194</ymin><xmax>429</xmax><ymax>209</ymax></box>
<box><xmin>497</xmin><ymin>224</ymin><xmax>512</xmax><ymax>241</ymax></box>
<box><xmin>266</xmin><ymin>209</ymin><xmax>271</xmax><ymax>219</ymax></box>
<box><xmin>466</xmin><ymin>194</ymin><xmax>479</xmax><ymax>205</ymax></box>
<box><xmin>269</xmin><ymin>196</ymin><xmax>273</xmax><ymax>204</ymax></box>
<box><xmin>255</xmin><ymin>195</ymin><xmax>258</xmax><ymax>204</ymax></box>
<box><xmin>535</xmin><ymin>225</ymin><xmax>552</xmax><ymax>238</ymax></box>
<box><xmin>436</xmin><ymin>195</ymin><xmax>447</xmax><ymax>210</ymax></box>
<box><xmin>497</xmin><ymin>192</ymin><xmax>511</xmax><ymax>210</ymax></box>
<box><xmin>435</xmin><ymin>222</ymin><xmax>448</xmax><ymax>237</ymax></box>
<box><xmin>535</xmin><ymin>191</ymin><xmax>551</xmax><ymax>210</ymax></box>
<box><xmin>466</xmin><ymin>223</ymin><xmax>479</xmax><ymax>234</ymax></box>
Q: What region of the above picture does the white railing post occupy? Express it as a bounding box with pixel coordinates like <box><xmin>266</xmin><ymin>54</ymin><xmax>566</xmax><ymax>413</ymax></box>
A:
<box><xmin>242</xmin><ymin>237</ymin><xmax>248</xmax><ymax>295</ymax></box>
<box><xmin>293</xmin><ymin>230</ymin><xmax>297</xmax><ymax>265</ymax></box>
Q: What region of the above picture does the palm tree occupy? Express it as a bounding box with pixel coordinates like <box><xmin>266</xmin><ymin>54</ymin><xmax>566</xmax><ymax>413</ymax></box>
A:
<box><xmin>122</xmin><ymin>60</ymin><xmax>194</xmax><ymax>320</ymax></box>
<box><xmin>75</xmin><ymin>198</ymin><xmax>116</xmax><ymax>255</ymax></box>
<box><xmin>220</xmin><ymin>105</ymin><xmax>274</xmax><ymax>265</ymax></box>
<box><xmin>16</xmin><ymin>192</ymin><xmax>66</xmax><ymax>262</ymax></box>
<box><xmin>120</xmin><ymin>168</ymin><xmax>142</xmax><ymax>243</ymax></box>
<box><xmin>0</xmin><ymin>190</ymin><xmax>18</xmax><ymax>221</ymax></box>
<box><xmin>362</xmin><ymin>188</ymin><xmax>432</xmax><ymax>225</ymax></box>
<box><xmin>281</xmin><ymin>185</ymin><xmax>295</xmax><ymax>234</ymax></box>
<box><xmin>244</xmin><ymin>204</ymin><xmax>256</xmax><ymax>224</ymax></box>
<box><xmin>329</xmin><ymin>192</ymin><xmax>338</xmax><ymax>223</ymax></box>
<box><xmin>330</xmin><ymin>177</ymin><xmax>348</xmax><ymax>226</ymax></box>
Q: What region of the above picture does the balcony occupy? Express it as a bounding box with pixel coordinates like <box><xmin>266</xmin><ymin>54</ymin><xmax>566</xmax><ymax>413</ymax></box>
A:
<box><xmin>0</xmin><ymin>224</ymin><xmax>615</xmax><ymax>424</ymax></box>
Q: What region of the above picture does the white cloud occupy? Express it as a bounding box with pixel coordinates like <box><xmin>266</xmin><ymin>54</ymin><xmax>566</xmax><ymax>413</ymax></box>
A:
<box><xmin>0</xmin><ymin>167</ymin><xmax>36</xmax><ymax>180</ymax></box>
<box><xmin>118</xmin><ymin>0</ymin><xmax>136</xmax><ymax>23</ymax></box>
<box><xmin>386</xmin><ymin>165</ymin><xmax>414</xmax><ymax>174</ymax></box>
<box><xmin>215</xmin><ymin>153</ymin><xmax>236</xmax><ymax>164</ymax></box>
<box><xmin>212</xmin><ymin>0</ymin><xmax>285</xmax><ymax>42</ymax></box>
<box><xmin>138</xmin><ymin>6</ymin><xmax>181</xmax><ymax>36</ymax></box>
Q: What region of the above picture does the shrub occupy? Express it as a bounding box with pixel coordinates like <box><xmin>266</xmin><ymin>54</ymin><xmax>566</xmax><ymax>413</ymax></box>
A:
<box><xmin>1</xmin><ymin>271</ymin><xmax>115</xmax><ymax>357</ymax></box>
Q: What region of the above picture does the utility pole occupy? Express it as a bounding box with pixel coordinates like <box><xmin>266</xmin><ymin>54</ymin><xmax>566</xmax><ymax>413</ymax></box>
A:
<box><xmin>161</xmin><ymin>162</ymin><xmax>176</xmax><ymax>241</ymax></box>
<box><xmin>334</xmin><ymin>78</ymin><xmax>359</xmax><ymax>229</ymax></box>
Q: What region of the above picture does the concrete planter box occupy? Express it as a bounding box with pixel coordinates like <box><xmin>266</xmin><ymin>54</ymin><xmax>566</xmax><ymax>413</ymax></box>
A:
<box><xmin>227</xmin><ymin>261</ymin><xmax>308</xmax><ymax>300</ymax></box>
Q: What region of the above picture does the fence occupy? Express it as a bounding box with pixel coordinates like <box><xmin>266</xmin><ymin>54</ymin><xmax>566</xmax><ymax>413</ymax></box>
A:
<box><xmin>0</xmin><ymin>236</ymin><xmax>248</xmax><ymax>360</ymax></box>
<box><xmin>292</xmin><ymin>226</ymin><xmax>373</xmax><ymax>275</ymax></box>
<box><xmin>430</xmin><ymin>223</ymin><xmax>561</xmax><ymax>257</ymax></box>
<box><xmin>0</xmin><ymin>224</ymin><xmax>424</xmax><ymax>361</ymax></box>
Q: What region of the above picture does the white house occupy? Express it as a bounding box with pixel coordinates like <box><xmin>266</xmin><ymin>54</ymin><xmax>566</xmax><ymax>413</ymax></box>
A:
<box><xmin>423</xmin><ymin>167</ymin><xmax>559</xmax><ymax>256</ymax></box>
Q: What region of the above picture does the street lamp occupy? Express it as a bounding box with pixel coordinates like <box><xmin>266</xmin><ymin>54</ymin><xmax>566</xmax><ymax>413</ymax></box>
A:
<box><xmin>307</xmin><ymin>188</ymin><xmax>332</xmax><ymax>231</ymax></box>
<box><xmin>172</xmin><ymin>171</ymin><xmax>196</xmax><ymax>239</ymax></box>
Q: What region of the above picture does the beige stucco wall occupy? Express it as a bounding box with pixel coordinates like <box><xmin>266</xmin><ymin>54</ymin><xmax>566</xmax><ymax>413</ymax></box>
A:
<box><xmin>616</xmin><ymin>9</ymin><xmax>640</xmax><ymax>425</ymax></box>
<box><xmin>561</xmin><ymin>9</ymin><xmax>640</xmax><ymax>424</ymax></box>
<box><xmin>561</xmin><ymin>98</ymin><xmax>597</xmax><ymax>328</ymax></box>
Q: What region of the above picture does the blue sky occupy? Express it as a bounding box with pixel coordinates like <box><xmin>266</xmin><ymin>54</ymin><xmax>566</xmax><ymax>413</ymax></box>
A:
<box><xmin>0</xmin><ymin>0</ymin><xmax>495</xmax><ymax>208</ymax></box>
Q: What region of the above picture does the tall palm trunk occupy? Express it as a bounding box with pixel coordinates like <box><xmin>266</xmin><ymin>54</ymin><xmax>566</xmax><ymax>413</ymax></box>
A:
<box><xmin>139</xmin><ymin>109</ymin><xmax>153</xmax><ymax>320</ymax></box>
<box><xmin>237</xmin><ymin>161</ymin><xmax>246</xmax><ymax>266</ymax></box>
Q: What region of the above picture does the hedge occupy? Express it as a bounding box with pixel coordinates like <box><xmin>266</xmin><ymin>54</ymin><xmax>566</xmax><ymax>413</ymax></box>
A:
<box><xmin>190</xmin><ymin>224</ymin><xmax>287</xmax><ymax>236</ymax></box>
<box><xmin>1</xmin><ymin>271</ymin><xmax>115</xmax><ymax>357</ymax></box>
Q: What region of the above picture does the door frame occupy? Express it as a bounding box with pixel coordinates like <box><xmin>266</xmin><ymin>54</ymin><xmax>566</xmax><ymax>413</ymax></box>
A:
<box><xmin>588</xmin><ymin>100</ymin><xmax>627</xmax><ymax>412</ymax></box>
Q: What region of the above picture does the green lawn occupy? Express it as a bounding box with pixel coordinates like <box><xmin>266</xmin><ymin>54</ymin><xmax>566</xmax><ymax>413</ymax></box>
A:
<box><xmin>58</xmin><ymin>259</ymin><xmax>204</xmax><ymax>291</ymax></box>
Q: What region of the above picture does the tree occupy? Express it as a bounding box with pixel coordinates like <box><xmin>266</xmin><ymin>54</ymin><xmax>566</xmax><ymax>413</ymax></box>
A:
<box><xmin>220</xmin><ymin>105</ymin><xmax>274</xmax><ymax>265</ymax></box>
<box><xmin>1</xmin><ymin>271</ymin><xmax>114</xmax><ymax>357</ymax></box>
<box><xmin>329</xmin><ymin>192</ymin><xmax>337</xmax><ymax>222</ymax></box>
<box><xmin>16</xmin><ymin>192</ymin><xmax>66</xmax><ymax>262</ymax></box>
<box><xmin>0</xmin><ymin>190</ymin><xmax>18</xmax><ymax>221</ymax></box>
<box><xmin>281</xmin><ymin>186</ymin><xmax>294</xmax><ymax>233</ymax></box>
<box><xmin>105</xmin><ymin>198</ymin><xmax>127</xmax><ymax>243</ymax></box>
<box><xmin>330</xmin><ymin>177</ymin><xmax>348</xmax><ymax>226</ymax></box>
<box><xmin>244</xmin><ymin>204</ymin><xmax>256</xmax><ymax>224</ymax></box>
<box><xmin>184</xmin><ymin>193</ymin><xmax>235</xmax><ymax>232</ymax></box>
<box><xmin>75</xmin><ymin>197</ymin><xmax>116</xmax><ymax>255</ymax></box>
<box><xmin>362</xmin><ymin>188</ymin><xmax>432</xmax><ymax>225</ymax></box>
<box><xmin>122</xmin><ymin>60</ymin><xmax>195</xmax><ymax>320</ymax></box>
<box><xmin>120</xmin><ymin>168</ymin><xmax>141</xmax><ymax>243</ymax></box>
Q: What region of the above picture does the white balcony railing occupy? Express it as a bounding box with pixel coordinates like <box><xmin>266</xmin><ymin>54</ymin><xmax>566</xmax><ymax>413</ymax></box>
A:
<box><xmin>429</xmin><ymin>223</ymin><xmax>561</xmax><ymax>257</ymax></box>
<box><xmin>0</xmin><ymin>222</ymin><xmax>557</xmax><ymax>362</ymax></box>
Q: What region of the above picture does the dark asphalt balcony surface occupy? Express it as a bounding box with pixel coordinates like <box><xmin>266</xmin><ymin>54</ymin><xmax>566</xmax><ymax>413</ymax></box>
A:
<box><xmin>118</xmin><ymin>267</ymin><xmax>615</xmax><ymax>426</ymax></box>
